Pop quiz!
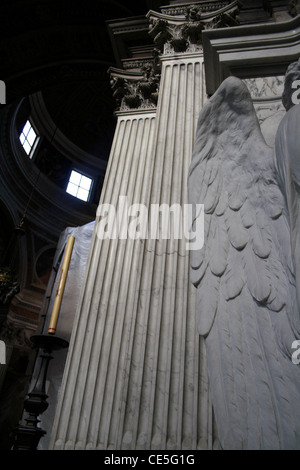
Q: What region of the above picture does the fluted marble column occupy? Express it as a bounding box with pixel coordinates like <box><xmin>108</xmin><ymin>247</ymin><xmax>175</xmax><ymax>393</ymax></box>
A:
<box><xmin>49</xmin><ymin>49</ymin><xmax>215</xmax><ymax>450</ymax></box>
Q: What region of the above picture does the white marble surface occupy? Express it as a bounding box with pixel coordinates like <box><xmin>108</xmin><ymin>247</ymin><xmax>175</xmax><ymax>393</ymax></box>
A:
<box><xmin>243</xmin><ymin>76</ymin><xmax>286</xmax><ymax>147</ymax></box>
<box><xmin>49</xmin><ymin>54</ymin><xmax>215</xmax><ymax>450</ymax></box>
<box><xmin>188</xmin><ymin>75</ymin><xmax>300</xmax><ymax>449</ymax></box>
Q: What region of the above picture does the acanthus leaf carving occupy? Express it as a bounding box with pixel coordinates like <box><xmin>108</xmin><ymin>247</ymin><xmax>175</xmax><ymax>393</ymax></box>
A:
<box><xmin>109</xmin><ymin>60</ymin><xmax>161</xmax><ymax>111</ymax></box>
<box><xmin>148</xmin><ymin>1</ymin><xmax>241</xmax><ymax>55</ymax></box>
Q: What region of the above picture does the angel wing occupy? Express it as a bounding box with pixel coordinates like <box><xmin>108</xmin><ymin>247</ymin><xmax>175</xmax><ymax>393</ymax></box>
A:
<box><xmin>188</xmin><ymin>76</ymin><xmax>300</xmax><ymax>450</ymax></box>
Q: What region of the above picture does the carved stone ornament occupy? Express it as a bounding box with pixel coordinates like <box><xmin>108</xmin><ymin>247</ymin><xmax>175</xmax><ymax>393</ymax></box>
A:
<box><xmin>188</xmin><ymin>59</ymin><xmax>300</xmax><ymax>449</ymax></box>
<box><xmin>109</xmin><ymin>61</ymin><xmax>161</xmax><ymax>112</ymax></box>
<box><xmin>0</xmin><ymin>267</ymin><xmax>20</xmax><ymax>306</ymax></box>
<box><xmin>148</xmin><ymin>1</ymin><xmax>241</xmax><ymax>55</ymax></box>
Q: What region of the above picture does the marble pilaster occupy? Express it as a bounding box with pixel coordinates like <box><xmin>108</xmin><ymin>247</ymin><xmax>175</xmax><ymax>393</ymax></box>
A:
<box><xmin>49</xmin><ymin>11</ymin><xmax>215</xmax><ymax>451</ymax></box>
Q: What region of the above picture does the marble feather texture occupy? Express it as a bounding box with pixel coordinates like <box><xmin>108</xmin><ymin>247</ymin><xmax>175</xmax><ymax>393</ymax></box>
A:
<box><xmin>188</xmin><ymin>75</ymin><xmax>300</xmax><ymax>450</ymax></box>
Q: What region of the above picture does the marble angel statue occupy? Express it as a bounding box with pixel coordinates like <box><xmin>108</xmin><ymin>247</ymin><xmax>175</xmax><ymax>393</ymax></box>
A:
<box><xmin>188</xmin><ymin>60</ymin><xmax>300</xmax><ymax>450</ymax></box>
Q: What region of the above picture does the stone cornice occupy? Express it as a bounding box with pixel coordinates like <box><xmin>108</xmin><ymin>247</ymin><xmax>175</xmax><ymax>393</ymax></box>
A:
<box><xmin>106</xmin><ymin>16</ymin><xmax>152</xmax><ymax>69</ymax></box>
<box><xmin>148</xmin><ymin>1</ymin><xmax>240</xmax><ymax>24</ymax></box>
<box><xmin>202</xmin><ymin>13</ymin><xmax>300</xmax><ymax>95</ymax></box>
<box><xmin>160</xmin><ymin>2</ymin><xmax>232</xmax><ymax>17</ymax></box>
<box><xmin>147</xmin><ymin>1</ymin><xmax>241</xmax><ymax>55</ymax></box>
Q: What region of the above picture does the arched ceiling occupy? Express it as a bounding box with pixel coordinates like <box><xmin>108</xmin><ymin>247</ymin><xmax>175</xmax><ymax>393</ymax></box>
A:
<box><xmin>0</xmin><ymin>0</ymin><xmax>293</xmax><ymax>223</ymax></box>
<box><xmin>0</xmin><ymin>0</ymin><xmax>164</xmax><ymax>196</ymax></box>
<box><xmin>0</xmin><ymin>0</ymin><xmax>292</xmax><ymax>204</ymax></box>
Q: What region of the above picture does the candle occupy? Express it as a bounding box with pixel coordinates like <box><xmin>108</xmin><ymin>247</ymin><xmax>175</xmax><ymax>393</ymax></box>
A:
<box><xmin>48</xmin><ymin>236</ymin><xmax>75</xmax><ymax>335</ymax></box>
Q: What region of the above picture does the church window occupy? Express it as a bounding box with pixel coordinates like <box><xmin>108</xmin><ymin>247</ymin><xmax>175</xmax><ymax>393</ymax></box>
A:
<box><xmin>19</xmin><ymin>120</ymin><xmax>39</xmax><ymax>158</ymax></box>
<box><xmin>66</xmin><ymin>170</ymin><xmax>93</xmax><ymax>202</ymax></box>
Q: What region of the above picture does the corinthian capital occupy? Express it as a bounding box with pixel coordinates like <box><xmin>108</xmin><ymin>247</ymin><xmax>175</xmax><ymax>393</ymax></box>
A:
<box><xmin>109</xmin><ymin>61</ymin><xmax>160</xmax><ymax>112</ymax></box>
<box><xmin>147</xmin><ymin>1</ymin><xmax>241</xmax><ymax>55</ymax></box>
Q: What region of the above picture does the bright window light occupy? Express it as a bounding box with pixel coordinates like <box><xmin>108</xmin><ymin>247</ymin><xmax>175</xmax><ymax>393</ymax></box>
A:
<box><xmin>19</xmin><ymin>120</ymin><xmax>39</xmax><ymax>158</ymax></box>
<box><xmin>66</xmin><ymin>170</ymin><xmax>93</xmax><ymax>202</ymax></box>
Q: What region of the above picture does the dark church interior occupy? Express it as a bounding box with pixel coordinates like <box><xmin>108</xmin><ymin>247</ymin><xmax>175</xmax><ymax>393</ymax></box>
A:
<box><xmin>0</xmin><ymin>0</ymin><xmax>297</xmax><ymax>451</ymax></box>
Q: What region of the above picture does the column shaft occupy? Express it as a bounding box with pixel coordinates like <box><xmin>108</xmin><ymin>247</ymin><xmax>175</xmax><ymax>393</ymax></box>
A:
<box><xmin>49</xmin><ymin>55</ymin><xmax>214</xmax><ymax>450</ymax></box>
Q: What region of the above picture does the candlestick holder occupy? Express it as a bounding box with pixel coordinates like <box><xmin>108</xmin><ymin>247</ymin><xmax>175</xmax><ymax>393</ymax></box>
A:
<box><xmin>12</xmin><ymin>334</ymin><xmax>69</xmax><ymax>450</ymax></box>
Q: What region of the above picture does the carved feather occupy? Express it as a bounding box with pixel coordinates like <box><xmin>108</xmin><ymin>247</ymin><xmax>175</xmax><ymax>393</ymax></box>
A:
<box><xmin>250</xmin><ymin>209</ymin><xmax>272</xmax><ymax>259</ymax></box>
<box><xmin>197</xmin><ymin>269</ymin><xmax>220</xmax><ymax>336</ymax></box>
<box><xmin>228</xmin><ymin>180</ymin><xmax>247</xmax><ymax>211</ymax></box>
<box><xmin>225</xmin><ymin>209</ymin><xmax>249</xmax><ymax>250</ymax></box>
<box><xmin>210</xmin><ymin>213</ymin><xmax>229</xmax><ymax>276</ymax></box>
<box><xmin>222</xmin><ymin>248</ymin><xmax>245</xmax><ymax>300</ymax></box>
<box><xmin>240</xmin><ymin>199</ymin><xmax>255</xmax><ymax>228</ymax></box>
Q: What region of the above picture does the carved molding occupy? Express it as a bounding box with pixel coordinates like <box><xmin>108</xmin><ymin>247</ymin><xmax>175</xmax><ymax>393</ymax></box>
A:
<box><xmin>147</xmin><ymin>1</ymin><xmax>241</xmax><ymax>55</ymax></box>
<box><xmin>202</xmin><ymin>14</ymin><xmax>300</xmax><ymax>96</ymax></box>
<box><xmin>161</xmin><ymin>2</ymin><xmax>231</xmax><ymax>16</ymax></box>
